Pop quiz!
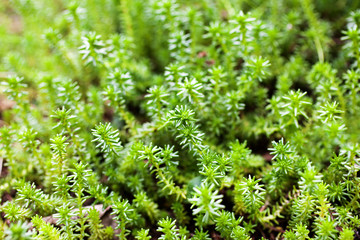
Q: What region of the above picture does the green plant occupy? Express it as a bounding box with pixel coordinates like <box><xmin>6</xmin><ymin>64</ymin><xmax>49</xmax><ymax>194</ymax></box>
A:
<box><xmin>2</xmin><ymin>0</ymin><xmax>360</xmax><ymax>239</ymax></box>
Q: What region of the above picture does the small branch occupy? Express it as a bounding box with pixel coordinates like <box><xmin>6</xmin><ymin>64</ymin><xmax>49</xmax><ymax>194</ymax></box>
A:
<box><xmin>29</xmin><ymin>204</ymin><xmax>112</xmax><ymax>227</ymax></box>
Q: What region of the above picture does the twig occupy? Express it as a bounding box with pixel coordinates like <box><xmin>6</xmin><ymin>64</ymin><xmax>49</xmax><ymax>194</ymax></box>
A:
<box><xmin>28</xmin><ymin>204</ymin><xmax>112</xmax><ymax>227</ymax></box>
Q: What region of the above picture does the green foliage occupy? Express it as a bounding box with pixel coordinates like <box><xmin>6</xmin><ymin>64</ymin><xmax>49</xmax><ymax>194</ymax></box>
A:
<box><xmin>189</xmin><ymin>182</ymin><xmax>224</xmax><ymax>225</ymax></box>
<box><xmin>157</xmin><ymin>217</ymin><xmax>180</xmax><ymax>240</ymax></box>
<box><xmin>1</xmin><ymin>0</ymin><xmax>360</xmax><ymax>239</ymax></box>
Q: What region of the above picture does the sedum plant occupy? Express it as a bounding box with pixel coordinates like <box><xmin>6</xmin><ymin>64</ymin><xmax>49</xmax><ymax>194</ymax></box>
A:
<box><xmin>1</xmin><ymin>0</ymin><xmax>360</xmax><ymax>239</ymax></box>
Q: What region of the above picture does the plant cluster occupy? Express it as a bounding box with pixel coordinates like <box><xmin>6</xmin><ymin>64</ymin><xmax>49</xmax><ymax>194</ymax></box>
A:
<box><xmin>1</xmin><ymin>0</ymin><xmax>360</xmax><ymax>239</ymax></box>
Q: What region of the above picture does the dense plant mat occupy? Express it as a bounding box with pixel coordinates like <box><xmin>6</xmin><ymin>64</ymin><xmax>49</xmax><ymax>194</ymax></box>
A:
<box><xmin>1</xmin><ymin>0</ymin><xmax>360</xmax><ymax>239</ymax></box>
